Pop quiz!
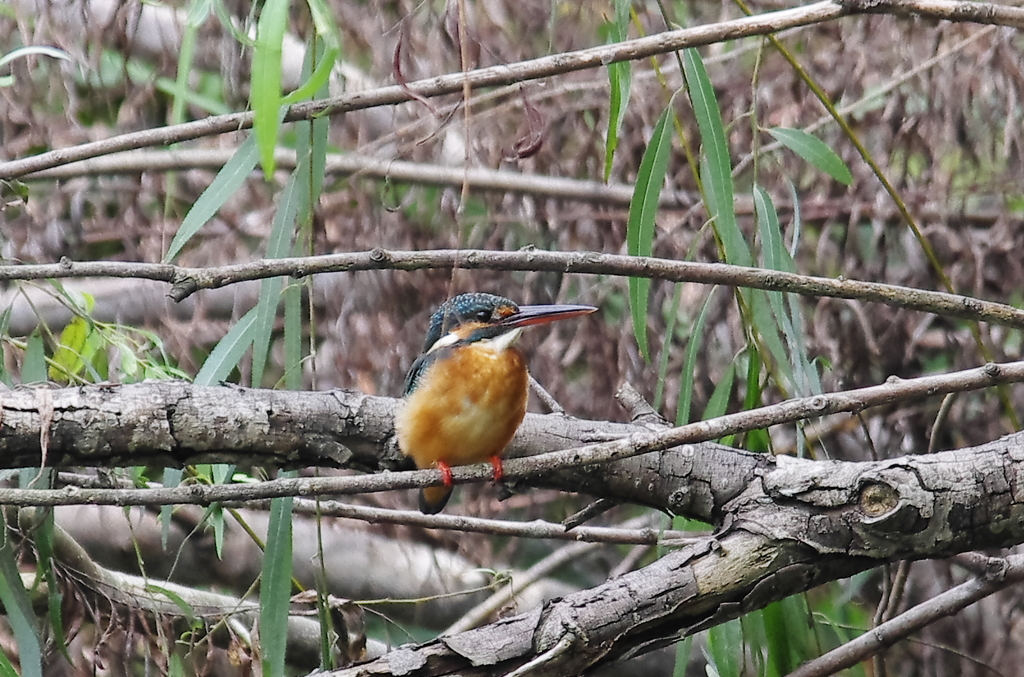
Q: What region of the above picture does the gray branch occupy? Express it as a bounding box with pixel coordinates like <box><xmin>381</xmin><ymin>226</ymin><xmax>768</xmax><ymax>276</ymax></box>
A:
<box><xmin>2</xmin><ymin>248</ymin><xmax>1022</xmax><ymax>329</ymax></box>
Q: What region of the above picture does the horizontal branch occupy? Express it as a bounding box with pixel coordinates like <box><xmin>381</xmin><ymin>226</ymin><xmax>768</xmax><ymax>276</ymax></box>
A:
<box><xmin>285</xmin><ymin>499</ymin><xmax>693</xmax><ymax>546</ymax></box>
<box><xmin>838</xmin><ymin>0</ymin><xmax>1024</xmax><ymax>28</ymax></box>
<box><xmin>1</xmin><ymin>361</ymin><xmax>1023</xmax><ymax>516</ymax></box>
<box><xmin>21</xmin><ymin>149</ymin><xmax>689</xmax><ymax>208</ymax></box>
<box><xmin>1</xmin><ymin>248</ymin><xmax>1021</xmax><ymax>329</ymax></box>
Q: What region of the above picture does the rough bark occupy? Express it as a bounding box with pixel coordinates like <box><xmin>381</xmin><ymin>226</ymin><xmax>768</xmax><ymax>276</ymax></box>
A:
<box><xmin>327</xmin><ymin>435</ymin><xmax>1024</xmax><ymax>675</ymax></box>
<box><xmin>5</xmin><ymin>382</ymin><xmax>1024</xmax><ymax>673</ymax></box>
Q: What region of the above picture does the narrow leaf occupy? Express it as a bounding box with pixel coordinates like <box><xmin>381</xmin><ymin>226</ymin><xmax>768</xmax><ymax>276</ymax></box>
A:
<box><xmin>604</xmin><ymin>61</ymin><xmax>631</xmax><ymax>182</ymax></box>
<box><xmin>706</xmin><ymin>618</ymin><xmax>743</xmax><ymax>677</ymax></box>
<box><xmin>0</xmin><ymin>520</ymin><xmax>43</xmax><ymax>677</ymax></box>
<box><xmin>683</xmin><ymin>50</ymin><xmax>749</xmax><ymax>266</ymax></box>
<box><xmin>702</xmin><ymin>360</ymin><xmax>735</xmax><ymax>423</ymax></box>
<box><xmin>281</xmin><ymin>47</ymin><xmax>339</xmax><ymax>105</ymax></box>
<box><xmin>251</xmin><ymin>37</ymin><xmax>329</xmax><ymax>387</ymax></box>
<box><xmin>22</xmin><ymin>330</ymin><xmax>47</xmax><ymax>383</ymax></box>
<box><xmin>676</xmin><ymin>287</ymin><xmax>718</xmax><ymax>426</ymax></box>
<box><xmin>602</xmin><ymin>0</ymin><xmax>632</xmax><ymax>181</ymax></box>
<box><xmin>32</xmin><ymin>509</ymin><xmax>71</xmax><ymax>663</ymax></box>
<box><xmin>252</xmin><ymin>0</ymin><xmax>290</xmax><ymax>177</ymax></box>
<box><xmin>767</xmin><ymin>127</ymin><xmax>853</xmax><ymax>185</ymax></box>
<box><xmin>304</xmin><ymin>0</ymin><xmax>342</xmax><ymax>51</ymax></box>
<box><xmin>261</xmin><ymin>491</ymin><xmax>294</xmax><ymax>677</ymax></box>
<box><xmin>194</xmin><ymin>305</ymin><xmax>258</xmax><ymax>386</ymax></box>
<box><xmin>626</xmin><ymin>99</ymin><xmax>675</xmax><ymax>360</ymax></box>
<box><xmin>164</xmin><ymin>136</ymin><xmax>259</xmax><ymax>262</ymax></box>
<box><xmin>754</xmin><ymin>186</ymin><xmax>822</xmax><ymax>397</ymax></box>
<box><xmin>169</xmin><ymin>0</ymin><xmax>211</xmax><ymax>125</ymax></box>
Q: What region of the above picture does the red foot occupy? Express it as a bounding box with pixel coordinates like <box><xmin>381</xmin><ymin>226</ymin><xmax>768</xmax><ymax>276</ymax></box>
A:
<box><xmin>490</xmin><ymin>456</ymin><xmax>504</xmax><ymax>483</ymax></box>
<box><xmin>437</xmin><ymin>461</ymin><xmax>454</xmax><ymax>487</ymax></box>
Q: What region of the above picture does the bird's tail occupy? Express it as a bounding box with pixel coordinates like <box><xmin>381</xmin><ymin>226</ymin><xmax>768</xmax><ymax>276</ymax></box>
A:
<box><xmin>419</xmin><ymin>485</ymin><xmax>453</xmax><ymax>514</ymax></box>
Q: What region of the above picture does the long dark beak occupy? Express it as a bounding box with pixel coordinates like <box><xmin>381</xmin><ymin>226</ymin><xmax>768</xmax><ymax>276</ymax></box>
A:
<box><xmin>500</xmin><ymin>303</ymin><xmax>597</xmax><ymax>328</ymax></box>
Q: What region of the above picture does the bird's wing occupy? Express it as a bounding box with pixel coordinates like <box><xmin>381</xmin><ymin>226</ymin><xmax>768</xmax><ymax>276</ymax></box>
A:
<box><xmin>403</xmin><ymin>352</ymin><xmax>433</xmax><ymax>395</ymax></box>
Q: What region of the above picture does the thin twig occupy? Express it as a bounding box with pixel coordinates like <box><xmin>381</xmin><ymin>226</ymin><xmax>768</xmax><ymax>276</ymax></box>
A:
<box><xmin>787</xmin><ymin>555</ymin><xmax>1024</xmax><ymax>677</ymax></box>
<box><xmin>444</xmin><ymin>540</ymin><xmax>598</xmax><ymax>635</ymax></box>
<box><xmin>2</xmin><ymin>249</ymin><xmax>1023</xmax><ymax>331</ymax></box>
<box><xmin>0</xmin><ymin>1</ymin><xmax>848</xmax><ymax>179</ymax></box>
<box><xmin>528</xmin><ymin>374</ymin><xmax>564</xmax><ymax>414</ymax></box>
<box><xmin>285</xmin><ymin>498</ymin><xmax>679</xmax><ymax>545</ymax></box>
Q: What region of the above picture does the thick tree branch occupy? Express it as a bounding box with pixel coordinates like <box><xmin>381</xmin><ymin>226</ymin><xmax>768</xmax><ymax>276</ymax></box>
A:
<box><xmin>1</xmin><ymin>361</ymin><xmax>1024</xmax><ymax>517</ymax></box>
<box><xmin>4</xmin><ymin>373</ymin><xmax>1024</xmax><ymax>671</ymax></box>
<box><xmin>324</xmin><ymin>429</ymin><xmax>1024</xmax><ymax>675</ymax></box>
<box><xmin>2</xmin><ymin>249</ymin><xmax>1022</xmax><ymax>329</ymax></box>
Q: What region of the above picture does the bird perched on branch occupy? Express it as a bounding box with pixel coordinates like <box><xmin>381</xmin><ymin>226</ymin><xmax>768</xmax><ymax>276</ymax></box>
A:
<box><xmin>395</xmin><ymin>292</ymin><xmax>597</xmax><ymax>513</ymax></box>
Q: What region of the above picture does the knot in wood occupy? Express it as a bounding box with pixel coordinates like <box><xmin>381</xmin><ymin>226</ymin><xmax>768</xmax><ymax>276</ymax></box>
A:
<box><xmin>859</xmin><ymin>481</ymin><xmax>898</xmax><ymax>517</ymax></box>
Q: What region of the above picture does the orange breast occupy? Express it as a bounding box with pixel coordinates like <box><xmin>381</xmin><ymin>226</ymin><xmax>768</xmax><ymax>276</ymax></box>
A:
<box><xmin>395</xmin><ymin>344</ymin><xmax>528</xmax><ymax>471</ymax></box>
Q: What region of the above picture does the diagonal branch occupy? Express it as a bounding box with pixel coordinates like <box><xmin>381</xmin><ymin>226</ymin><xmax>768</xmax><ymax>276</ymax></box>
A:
<box><xmin>0</xmin><ymin>1</ymin><xmax>846</xmax><ymax>179</ymax></box>
<box><xmin>788</xmin><ymin>555</ymin><xmax>1024</xmax><ymax>677</ymax></box>
<box><xmin>324</xmin><ymin>430</ymin><xmax>1024</xmax><ymax>675</ymax></box>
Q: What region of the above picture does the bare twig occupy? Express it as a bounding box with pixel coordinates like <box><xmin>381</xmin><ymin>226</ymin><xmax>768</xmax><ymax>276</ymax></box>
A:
<box><xmin>2</xmin><ymin>249</ymin><xmax>1023</xmax><ymax>330</ymax></box>
<box><xmin>286</xmin><ymin>498</ymin><xmax>680</xmax><ymax>545</ymax></box>
<box><xmin>0</xmin><ymin>1</ymin><xmax>847</xmax><ymax>179</ymax></box>
<box><xmin>562</xmin><ymin>499</ymin><xmax>620</xmax><ymax>530</ymax></box>
<box><xmin>22</xmin><ymin>149</ymin><xmax>679</xmax><ymax>206</ymax></box>
<box><xmin>444</xmin><ymin>541</ymin><xmax>598</xmax><ymax>635</ymax></box>
<box><xmin>442</xmin><ymin>518</ymin><xmax>653</xmax><ymax>637</ymax></box>
<box><xmin>528</xmin><ymin>374</ymin><xmax>564</xmax><ymax>414</ymax></box>
<box><xmin>788</xmin><ymin>555</ymin><xmax>1024</xmax><ymax>677</ymax></box>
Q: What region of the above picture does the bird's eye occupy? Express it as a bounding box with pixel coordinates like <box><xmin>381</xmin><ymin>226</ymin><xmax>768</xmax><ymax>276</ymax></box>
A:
<box><xmin>475</xmin><ymin>309</ymin><xmax>492</xmax><ymax>322</ymax></box>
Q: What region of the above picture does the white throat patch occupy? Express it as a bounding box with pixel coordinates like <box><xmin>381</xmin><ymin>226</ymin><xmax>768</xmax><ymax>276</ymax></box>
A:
<box><xmin>427</xmin><ymin>326</ymin><xmax>524</xmax><ymax>354</ymax></box>
<box><xmin>479</xmin><ymin>327</ymin><xmax>524</xmax><ymax>353</ymax></box>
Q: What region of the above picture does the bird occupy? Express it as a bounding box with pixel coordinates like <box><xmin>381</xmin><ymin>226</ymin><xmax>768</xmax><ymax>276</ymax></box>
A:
<box><xmin>395</xmin><ymin>292</ymin><xmax>597</xmax><ymax>513</ymax></box>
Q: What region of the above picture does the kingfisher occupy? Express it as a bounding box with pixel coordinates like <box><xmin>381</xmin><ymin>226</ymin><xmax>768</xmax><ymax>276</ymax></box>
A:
<box><xmin>395</xmin><ymin>292</ymin><xmax>597</xmax><ymax>513</ymax></box>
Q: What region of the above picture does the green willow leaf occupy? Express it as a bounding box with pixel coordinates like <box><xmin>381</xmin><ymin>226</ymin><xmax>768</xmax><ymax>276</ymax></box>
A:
<box><xmin>602</xmin><ymin>0</ymin><xmax>632</xmax><ymax>182</ymax></box>
<box><xmin>281</xmin><ymin>47</ymin><xmax>339</xmax><ymax>105</ymax></box>
<box><xmin>303</xmin><ymin>0</ymin><xmax>342</xmax><ymax>52</ymax></box>
<box><xmin>22</xmin><ymin>330</ymin><xmax>47</xmax><ymax>383</ymax></box>
<box><xmin>767</xmin><ymin>126</ymin><xmax>853</xmax><ymax>185</ymax></box>
<box><xmin>252</xmin><ymin>0</ymin><xmax>289</xmax><ymax>177</ymax></box>
<box><xmin>169</xmin><ymin>0</ymin><xmax>211</xmax><ymax>125</ymax></box>
<box><xmin>702</xmin><ymin>360</ymin><xmax>735</xmax><ymax>423</ymax></box>
<box><xmin>684</xmin><ymin>49</ymin><xmax>748</xmax><ymax>266</ymax></box>
<box><xmin>706</xmin><ymin>618</ymin><xmax>743</xmax><ymax>677</ymax></box>
<box><xmin>194</xmin><ymin>305</ymin><xmax>258</xmax><ymax>386</ymax></box>
<box><xmin>261</xmin><ymin>490</ymin><xmax>294</xmax><ymax>677</ymax></box>
<box><xmin>164</xmin><ymin>136</ymin><xmax>259</xmax><ymax>262</ymax></box>
<box><xmin>626</xmin><ymin>99</ymin><xmax>674</xmax><ymax>361</ymax></box>
<box><xmin>0</xmin><ymin>519</ymin><xmax>42</xmax><ymax>677</ymax></box>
